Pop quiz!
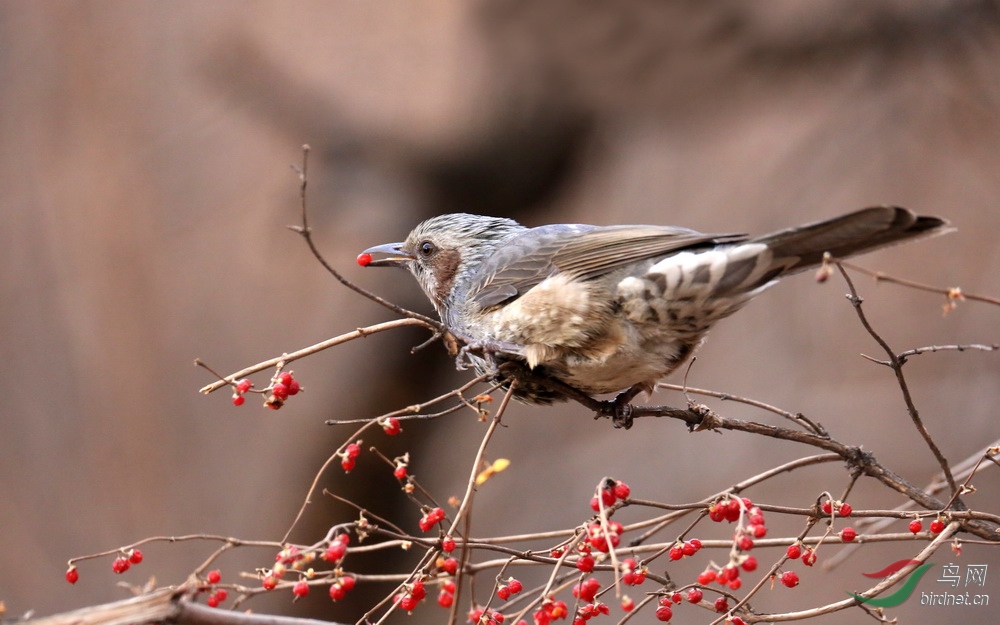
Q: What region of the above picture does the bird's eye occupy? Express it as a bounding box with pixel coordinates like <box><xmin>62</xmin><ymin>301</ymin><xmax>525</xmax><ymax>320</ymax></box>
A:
<box><xmin>418</xmin><ymin>241</ymin><xmax>436</xmax><ymax>257</ymax></box>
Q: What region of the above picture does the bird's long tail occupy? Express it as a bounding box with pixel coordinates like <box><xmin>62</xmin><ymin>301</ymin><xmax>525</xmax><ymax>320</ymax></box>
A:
<box><xmin>757</xmin><ymin>206</ymin><xmax>950</xmax><ymax>275</ymax></box>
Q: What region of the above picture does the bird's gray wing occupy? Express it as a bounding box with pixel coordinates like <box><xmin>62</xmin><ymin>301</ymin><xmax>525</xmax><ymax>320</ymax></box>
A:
<box><xmin>470</xmin><ymin>224</ymin><xmax>746</xmax><ymax>310</ymax></box>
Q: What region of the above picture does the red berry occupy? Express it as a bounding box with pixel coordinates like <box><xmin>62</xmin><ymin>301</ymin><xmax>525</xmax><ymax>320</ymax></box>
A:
<box><xmin>781</xmin><ymin>571</ymin><xmax>800</xmax><ymax>588</ymax></box>
<box><xmin>410</xmin><ymin>579</ymin><xmax>427</xmax><ymax>601</ymax></box>
<box><xmin>738</xmin><ymin>536</ymin><xmax>754</xmax><ymax>551</ymax></box>
<box><xmin>339</xmin><ymin>575</ymin><xmax>355</xmax><ymax>591</ymax></box>
<box><xmin>714</xmin><ymin>597</ymin><xmax>729</xmax><ymax>613</ymax></box>
<box><xmin>112</xmin><ymin>557</ymin><xmax>130</xmax><ymax>574</ymax></box>
<box><xmin>613</xmin><ymin>481</ymin><xmax>631</xmax><ymax>500</ymax></box>
<box><xmin>600</xmin><ymin>488</ymin><xmax>616</xmax><ymax>507</ymax></box>
<box><xmin>437</xmin><ymin>591</ymin><xmax>454</xmax><ymax>608</ymax></box>
<box><xmin>357</xmin><ymin>253</ymin><xmax>372</xmax><ymax>267</ymax></box>
<box><xmin>840</xmin><ymin>527</ymin><xmax>857</xmax><ymax>542</ymax></box>
<box><xmin>497</xmin><ymin>586</ymin><xmax>511</xmax><ymax>601</ymax></box>
<box><xmin>393</xmin><ymin>465</ymin><xmax>408</xmax><ymax>480</ymax></box>
<box><xmin>786</xmin><ymin>543</ymin><xmax>802</xmax><ymax>559</ymax></box>
<box><xmin>341</xmin><ymin>457</ymin><xmax>355</xmax><ymax>472</ymax></box>
<box><xmin>129</xmin><ymin>549</ymin><xmax>143</xmax><ymax>565</ymax></box>
<box><xmin>822</xmin><ymin>500</ymin><xmax>833</xmax><ymax>515</ymax></box>
<box><xmin>215</xmin><ymin>588</ymin><xmax>228</xmax><ymax>601</ymax></box>
<box><xmin>232</xmin><ymin>394</ymin><xmax>245</xmax><ymax>406</ymax></box>
<box><xmin>687</xmin><ymin>588</ymin><xmax>703</xmax><ymax>603</ymax></box>
<box><xmin>399</xmin><ymin>594</ymin><xmax>418</xmax><ymax>611</ymax></box>
<box><xmin>688</xmin><ymin>538</ymin><xmax>702</xmax><ymax>551</ymax></box>
<box><xmin>287</xmin><ymin>379</ymin><xmax>301</xmax><ymax>395</ymax></box>
<box><xmin>621</xmin><ymin>596</ymin><xmax>635</xmax><ymax>612</ymax></box>
<box><xmin>654</xmin><ymin>605</ymin><xmax>673</xmax><ymax>622</ymax></box>
<box><xmin>236</xmin><ymin>379</ymin><xmax>252</xmax><ymax>393</ymax></box>
<box><xmin>697</xmin><ymin>569</ymin><xmax>716</xmax><ymax>585</ymax></box>
<box><xmin>728</xmin><ymin>578</ymin><xmax>742</xmax><ymax>590</ymax></box>
<box><xmin>709</xmin><ymin>503</ymin><xmax>726</xmax><ymax>522</ymax></box>
<box><xmin>65</xmin><ymin>567</ymin><xmax>79</xmax><ymax>584</ymax></box>
<box><xmin>741</xmin><ymin>555</ymin><xmax>757</xmax><ymax>572</ymax></box>
<box><xmin>263</xmin><ymin>575</ymin><xmax>278</xmax><ymax>590</ymax></box>
<box><xmin>507</xmin><ymin>579</ymin><xmax>523</xmax><ymax>594</ymax></box>
<box><xmin>207</xmin><ymin>569</ymin><xmax>222</xmax><ymax>584</ymax></box>
<box><xmin>802</xmin><ymin>549</ymin><xmax>817</xmax><ymax>566</ymax></box>
<box><xmin>329</xmin><ymin>583</ymin><xmax>346</xmax><ymax>601</ymax></box>
<box><xmin>681</xmin><ymin>542</ymin><xmax>696</xmax><ymax>556</ymax></box>
<box><xmin>441</xmin><ymin>536</ymin><xmax>456</xmax><ymax>552</ymax></box>
<box><xmin>669</xmin><ymin>545</ymin><xmax>684</xmax><ymax>560</ymax></box>
<box><xmin>293</xmin><ymin>581</ymin><xmax>309</xmax><ymax>598</ymax></box>
<box><xmin>324</xmin><ymin>541</ymin><xmax>347</xmax><ymax>562</ymax></box>
<box><xmin>207</xmin><ymin>594</ymin><xmax>220</xmax><ymax>608</ymax></box>
<box><xmin>272</xmin><ymin>383</ymin><xmax>289</xmax><ymax>400</ymax></box>
<box><xmin>839</xmin><ymin>502</ymin><xmax>853</xmax><ymax>517</ymax></box>
<box><xmin>439</xmin><ymin>557</ymin><xmax>458</xmax><ymax>575</ymax></box>
<box><xmin>909</xmin><ymin>519</ymin><xmax>923</xmax><ymax>534</ymax></box>
<box><xmin>930</xmin><ymin>519</ymin><xmax>946</xmax><ymax>533</ymax></box>
<box><xmin>277</xmin><ymin>372</ymin><xmax>293</xmax><ymax>386</ymax></box>
<box><xmin>345</xmin><ymin>443</ymin><xmax>361</xmax><ymax>458</ymax></box>
<box><xmin>576</xmin><ymin>554</ymin><xmax>595</xmax><ymax>572</ymax></box>
<box><xmin>382</xmin><ymin>417</ymin><xmax>402</xmax><ymax>435</ymax></box>
<box><xmin>752</xmin><ymin>523</ymin><xmax>767</xmax><ymax>538</ymax></box>
<box><xmin>589</xmin><ymin>496</ymin><xmax>601</xmax><ymax>512</ymax></box>
<box><xmin>725</xmin><ymin>499</ymin><xmax>741</xmax><ymax>522</ymax></box>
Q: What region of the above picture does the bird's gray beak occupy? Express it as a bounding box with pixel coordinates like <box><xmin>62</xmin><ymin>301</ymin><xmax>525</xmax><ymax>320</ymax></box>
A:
<box><xmin>357</xmin><ymin>242</ymin><xmax>414</xmax><ymax>268</ymax></box>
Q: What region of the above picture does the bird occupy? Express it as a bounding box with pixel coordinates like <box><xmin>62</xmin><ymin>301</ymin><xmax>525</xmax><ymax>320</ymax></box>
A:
<box><xmin>359</xmin><ymin>207</ymin><xmax>948</xmax><ymax>423</ymax></box>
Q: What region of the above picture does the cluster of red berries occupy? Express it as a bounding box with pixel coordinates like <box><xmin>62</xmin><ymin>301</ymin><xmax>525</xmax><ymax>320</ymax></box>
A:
<box><xmin>589</xmin><ymin>479</ymin><xmax>631</xmax><ymax>511</ymax></box>
<box><xmin>533</xmin><ymin>598</ymin><xmax>570</xmax><ymax>625</ymax></box>
<box><xmin>328</xmin><ymin>575</ymin><xmax>356</xmax><ymax>601</ymax></box>
<box><xmin>467</xmin><ymin>606</ymin><xmax>505</xmax><ymax>624</ymax></box>
<box><xmin>573</xmin><ymin>577</ymin><xmax>601</xmax><ymax>603</ymax></box>
<box><xmin>821</xmin><ymin>499</ymin><xmax>853</xmax><ymax>517</ymax></box>
<box><xmin>419</xmin><ymin>507</ymin><xmax>447</xmax><ymax>532</ymax></box>
<box><xmin>584</xmin><ymin>520</ymin><xmax>623</xmax><ymax>553</ymax></box>
<box><xmin>654</xmin><ymin>592</ymin><xmax>732</xmax><ymax>622</ymax></box>
<box><xmin>229</xmin><ymin>372</ymin><xmax>302</xmax><ymax>408</ymax></box>
<box><xmin>575</xmin><ymin>601</ymin><xmax>611</xmax><ymax>623</ymax></box>
<box><xmin>395</xmin><ymin>578</ymin><xmax>427</xmax><ymax>612</ymax></box>
<box><xmin>341</xmin><ymin>442</ymin><xmax>362</xmax><ymax>471</ymax></box>
<box><xmin>436</xmin><ymin>554</ymin><xmax>459</xmax><ymax>576</ymax></box>
<box><xmin>204</xmin><ymin>570</ymin><xmax>228</xmax><ymax>607</ymax></box>
<box><xmin>496</xmin><ymin>577</ymin><xmax>524</xmax><ymax>601</ymax></box>
<box><xmin>909</xmin><ymin>517</ymin><xmax>947</xmax><ymax>534</ymax></box>
<box><xmin>785</xmin><ymin>542</ymin><xmax>818</xmax><ymax>566</ymax></box>
<box><xmin>437</xmin><ymin>578</ymin><xmax>457</xmax><ymax>608</ymax></box>
<box><xmin>620</xmin><ymin>558</ymin><xmax>647</xmax><ymax>586</ymax></box>
<box><xmin>321</xmin><ymin>533</ymin><xmax>350</xmax><ymax>564</ymax></box>
<box><xmin>668</xmin><ymin>538</ymin><xmax>703</xmax><ymax>561</ymax></box>
<box><xmin>231</xmin><ymin>371</ymin><xmax>303</xmax><ymax>409</ymax></box>
<box><xmin>258</xmin><ymin>544</ymin><xmax>320</xmax><ymax>596</ymax></box>
<box><xmin>110</xmin><ymin>549</ymin><xmax>143</xmax><ymax>575</ymax></box>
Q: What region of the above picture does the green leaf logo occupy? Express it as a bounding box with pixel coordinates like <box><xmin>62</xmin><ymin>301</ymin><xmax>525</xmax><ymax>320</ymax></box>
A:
<box><xmin>849</xmin><ymin>562</ymin><xmax>933</xmax><ymax>607</ymax></box>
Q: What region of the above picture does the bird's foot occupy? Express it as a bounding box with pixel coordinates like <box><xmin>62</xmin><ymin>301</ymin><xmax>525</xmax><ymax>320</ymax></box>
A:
<box><xmin>596</xmin><ymin>385</ymin><xmax>648</xmax><ymax>430</ymax></box>
<box><xmin>455</xmin><ymin>338</ymin><xmax>524</xmax><ymax>371</ymax></box>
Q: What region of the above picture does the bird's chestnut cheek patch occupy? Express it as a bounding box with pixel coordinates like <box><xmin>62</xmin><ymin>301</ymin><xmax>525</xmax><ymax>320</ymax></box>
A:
<box><xmin>430</xmin><ymin>249</ymin><xmax>462</xmax><ymax>304</ymax></box>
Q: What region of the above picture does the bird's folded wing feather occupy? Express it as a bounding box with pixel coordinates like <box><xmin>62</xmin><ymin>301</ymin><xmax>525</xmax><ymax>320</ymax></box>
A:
<box><xmin>470</xmin><ymin>225</ymin><xmax>746</xmax><ymax>310</ymax></box>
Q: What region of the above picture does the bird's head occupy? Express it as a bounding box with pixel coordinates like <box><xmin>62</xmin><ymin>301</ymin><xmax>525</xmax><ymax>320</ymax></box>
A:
<box><xmin>359</xmin><ymin>213</ymin><xmax>525</xmax><ymax>316</ymax></box>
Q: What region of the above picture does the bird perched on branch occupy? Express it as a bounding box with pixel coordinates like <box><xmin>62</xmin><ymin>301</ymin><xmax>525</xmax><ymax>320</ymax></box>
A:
<box><xmin>359</xmin><ymin>207</ymin><xmax>947</xmax><ymax>423</ymax></box>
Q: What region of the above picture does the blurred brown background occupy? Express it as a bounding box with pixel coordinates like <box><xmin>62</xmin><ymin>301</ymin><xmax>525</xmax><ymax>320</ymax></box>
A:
<box><xmin>2</xmin><ymin>1</ymin><xmax>999</xmax><ymax>623</ymax></box>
